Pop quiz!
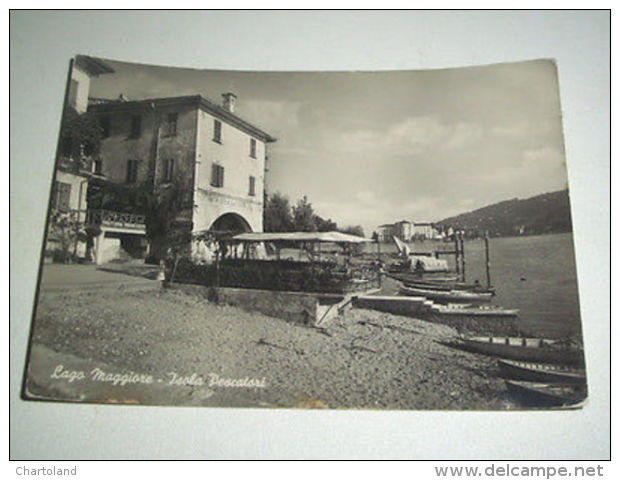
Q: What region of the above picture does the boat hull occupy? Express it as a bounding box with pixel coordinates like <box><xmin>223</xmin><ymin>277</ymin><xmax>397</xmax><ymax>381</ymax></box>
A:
<box><xmin>400</xmin><ymin>285</ymin><xmax>493</xmax><ymax>304</ymax></box>
<box><xmin>498</xmin><ymin>359</ymin><xmax>586</xmax><ymax>384</ymax></box>
<box><xmin>388</xmin><ymin>272</ymin><xmax>460</xmax><ymax>284</ymax></box>
<box><xmin>404</xmin><ymin>279</ymin><xmax>495</xmax><ymax>295</ymax></box>
<box><xmin>461</xmin><ymin>337</ymin><xmax>585</xmax><ymax>365</ymax></box>
<box><xmin>505</xmin><ymin>380</ymin><xmax>587</xmax><ymax>408</ymax></box>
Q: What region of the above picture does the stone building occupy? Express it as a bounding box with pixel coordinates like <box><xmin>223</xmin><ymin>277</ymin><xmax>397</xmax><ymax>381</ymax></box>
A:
<box><xmin>86</xmin><ymin>92</ymin><xmax>276</xmax><ymax>263</ymax></box>
<box><xmin>46</xmin><ymin>56</ymin><xmax>114</xmax><ymax>262</ymax></box>
<box><xmin>377</xmin><ymin>220</ymin><xmax>413</xmax><ymax>242</ymax></box>
<box><xmin>413</xmin><ymin>222</ymin><xmax>440</xmax><ymax>240</ymax></box>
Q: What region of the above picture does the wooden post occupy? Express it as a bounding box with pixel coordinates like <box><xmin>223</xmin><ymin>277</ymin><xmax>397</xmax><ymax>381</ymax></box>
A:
<box><xmin>376</xmin><ymin>239</ymin><xmax>382</xmax><ymax>289</ymax></box>
<box><xmin>459</xmin><ymin>231</ymin><xmax>466</xmax><ymax>282</ymax></box>
<box><xmin>454</xmin><ymin>232</ymin><xmax>460</xmax><ymax>277</ymax></box>
<box><xmin>215</xmin><ymin>242</ymin><xmax>220</xmax><ymax>288</ymax></box>
<box><xmin>484</xmin><ymin>232</ymin><xmax>491</xmax><ymax>288</ymax></box>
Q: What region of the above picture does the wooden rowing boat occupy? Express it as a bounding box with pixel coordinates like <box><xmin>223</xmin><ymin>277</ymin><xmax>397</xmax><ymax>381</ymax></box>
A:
<box><xmin>498</xmin><ymin>359</ymin><xmax>586</xmax><ymax>384</ymax></box>
<box><xmin>399</xmin><ymin>285</ymin><xmax>494</xmax><ymax>304</ymax></box>
<box><xmin>403</xmin><ymin>279</ymin><xmax>495</xmax><ymax>295</ymax></box>
<box><xmin>434</xmin><ymin>304</ymin><xmax>518</xmax><ymax>318</ymax></box>
<box><xmin>505</xmin><ymin>380</ymin><xmax>587</xmax><ymax>407</ymax></box>
<box><xmin>459</xmin><ymin>336</ymin><xmax>585</xmax><ymax>365</ymax></box>
<box><xmin>388</xmin><ymin>272</ymin><xmax>460</xmax><ymax>284</ymax></box>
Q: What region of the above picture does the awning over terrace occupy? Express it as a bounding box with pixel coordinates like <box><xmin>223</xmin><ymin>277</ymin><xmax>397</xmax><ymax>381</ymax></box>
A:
<box><xmin>232</xmin><ymin>231</ymin><xmax>373</xmax><ymax>244</ymax></box>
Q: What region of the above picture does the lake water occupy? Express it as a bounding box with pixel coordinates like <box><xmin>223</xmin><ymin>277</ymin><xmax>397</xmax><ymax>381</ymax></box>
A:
<box><xmin>368</xmin><ymin>233</ymin><xmax>583</xmax><ymax>339</ymax></box>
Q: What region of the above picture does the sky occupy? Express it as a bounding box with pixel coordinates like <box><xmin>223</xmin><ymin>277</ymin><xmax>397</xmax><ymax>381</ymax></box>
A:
<box><xmin>88</xmin><ymin>57</ymin><xmax>568</xmax><ymax>237</ymax></box>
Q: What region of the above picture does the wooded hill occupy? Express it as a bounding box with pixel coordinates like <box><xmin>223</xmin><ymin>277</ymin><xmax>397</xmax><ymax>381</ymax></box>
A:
<box><xmin>436</xmin><ymin>189</ymin><xmax>573</xmax><ymax>237</ymax></box>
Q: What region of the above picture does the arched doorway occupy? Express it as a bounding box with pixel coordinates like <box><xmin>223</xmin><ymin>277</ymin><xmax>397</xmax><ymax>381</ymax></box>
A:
<box><xmin>209</xmin><ymin>212</ymin><xmax>252</xmax><ymax>234</ymax></box>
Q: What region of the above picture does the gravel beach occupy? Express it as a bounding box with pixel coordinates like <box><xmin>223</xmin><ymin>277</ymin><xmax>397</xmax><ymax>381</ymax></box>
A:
<box><xmin>26</xmin><ymin>288</ymin><xmax>514</xmax><ymax>410</ymax></box>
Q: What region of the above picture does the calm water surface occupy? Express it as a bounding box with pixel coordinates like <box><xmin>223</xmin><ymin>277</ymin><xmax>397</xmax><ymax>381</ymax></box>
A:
<box><xmin>370</xmin><ymin>233</ymin><xmax>582</xmax><ymax>339</ymax></box>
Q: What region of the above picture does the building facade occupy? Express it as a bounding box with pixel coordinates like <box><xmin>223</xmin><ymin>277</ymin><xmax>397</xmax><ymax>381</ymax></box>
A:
<box><xmin>86</xmin><ymin>93</ymin><xmax>275</xmax><ymax>263</ymax></box>
<box><xmin>413</xmin><ymin>222</ymin><xmax>441</xmax><ymax>240</ymax></box>
<box><xmin>45</xmin><ymin>56</ymin><xmax>115</xmax><ymax>263</ymax></box>
<box><xmin>377</xmin><ymin>220</ymin><xmax>413</xmax><ymax>242</ymax></box>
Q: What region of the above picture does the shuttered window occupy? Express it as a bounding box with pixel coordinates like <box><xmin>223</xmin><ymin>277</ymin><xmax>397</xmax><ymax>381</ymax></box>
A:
<box><xmin>165</xmin><ymin>113</ymin><xmax>178</xmax><ymax>136</ymax></box>
<box><xmin>164</xmin><ymin>158</ymin><xmax>175</xmax><ymax>182</ymax></box>
<box><xmin>211</xmin><ymin>164</ymin><xmax>224</xmax><ymax>188</ymax></box>
<box><xmin>213</xmin><ymin>119</ymin><xmax>222</xmax><ymax>143</ymax></box>
<box><xmin>248</xmin><ymin>176</ymin><xmax>255</xmax><ymax>196</ymax></box>
<box><xmin>126</xmin><ymin>159</ymin><xmax>138</xmax><ymax>183</ymax></box>
<box><xmin>129</xmin><ymin>115</ymin><xmax>141</xmax><ymax>138</ymax></box>
<box><xmin>250</xmin><ymin>138</ymin><xmax>257</xmax><ymax>158</ymax></box>
<box><xmin>100</xmin><ymin>117</ymin><xmax>111</xmax><ymax>138</ymax></box>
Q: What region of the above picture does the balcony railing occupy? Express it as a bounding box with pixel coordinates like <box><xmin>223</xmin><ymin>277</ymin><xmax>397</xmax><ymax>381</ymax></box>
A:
<box><xmin>86</xmin><ymin>209</ymin><xmax>146</xmax><ymax>231</ymax></box>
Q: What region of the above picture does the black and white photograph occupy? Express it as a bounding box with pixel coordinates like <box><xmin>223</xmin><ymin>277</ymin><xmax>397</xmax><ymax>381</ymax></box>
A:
<box><xmin>21</xmin><ymin>54</ymin><xmax>589</xmax><ymax>411</ymax></box>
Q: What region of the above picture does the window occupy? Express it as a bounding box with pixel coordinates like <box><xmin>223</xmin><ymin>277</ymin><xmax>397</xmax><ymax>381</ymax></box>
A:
<box><xmin>248</xmin><ymin>176</ymin><xmax>256</xmax><ymax>196</ymax></box>
<box><xmin>129</xmin><ymin>115</ymin><xmax>141</xmax><ymax>138</ymax></box>
<box><xmin>211</xmin><ymin>163</ymin><xmax>224</xmax><ymax>188</ymax></box>
<box><xmin>126</xmin><ymin>159</ymin><xmax>138</xmax><ymax>183</ymax></box>
<box><xmin>163</xmin><ymin>158</ymin><xmax>174</xmax><ymax>182</ymax></box>
<box><xmin>68</xmin><ymin>79</ymin><xmax>79</xmax><ymax>109</ymax></box>
<box><xmin>60</xmin><ymin>136</ymin><xmax>73</xmax><ymax>157</ymax></box>
<box><xmin>165</xmin><ymin>113</ymin><xmax>178</xmax><ymax>136</ymax></box>
<box><xmin>100</xmin><ymin>117</ymin><xmax>111</xmax><ymax>138</ymax></box>
<box><xmin>52</xmin><ymin>181</ymin><xmax>72</xmax><ymax>212</ymax></box>
<box><xmin>250</xmin><ymin>138</ymin><xmax>257</xmax><ymax>158</ymax></box>
<box><xmin>213</xmin><ymin>119</ymin><xmax>222</xmax><ymax>143</ymax></box>
<box><xmin>93</xmin><ymin>158</ymin><xmax>103</xmax><ymax>175</ymax></box>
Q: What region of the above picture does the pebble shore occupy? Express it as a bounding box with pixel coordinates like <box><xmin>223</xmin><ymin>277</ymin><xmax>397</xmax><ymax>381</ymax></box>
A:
<box><xmin>27</xmin><ymin>288</ymin><xmax>514</xmax><ymax>410</ymax></box>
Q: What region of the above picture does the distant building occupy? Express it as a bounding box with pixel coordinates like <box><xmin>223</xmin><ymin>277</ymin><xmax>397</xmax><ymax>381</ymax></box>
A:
<box><xmin>413</xmin><ymin>222</ymin><xmax>440</xmax><ymax>240</ymax></box>
<box><xmin>377</xmin><ymin>220</ymin><xmax>413</xmax><ymax>242</ymax></box>
<box><xmin>377</xmin><ymin>224</ymin><xmax>395</xmax><ymax>243</ymax></box>
<box><xmin>393</xmin><ymin>220</ymin><xmax>413</xmax><ymax>241</ymax></box>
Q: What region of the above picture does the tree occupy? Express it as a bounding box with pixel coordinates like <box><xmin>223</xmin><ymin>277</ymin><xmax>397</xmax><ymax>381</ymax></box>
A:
<box><xmin>59</xmin><ymin>106</ymin><xmax>103</xmax><ymax>160</ymax></box>
<box><xmin>143</xmin><ymin>181</ymin><xmax>188</xmax><ymax>262</ymax></box>
<box><xmin>340</xmin><ymin>225</ymin><xmax>365</xmax><ymax>238</ymax></box>
<box><xmin>314</xmin><ymin>214</ymin><xmax>338</xmax><ymax>232</ymax></box>
<box><xmin>292</xmin><ymin>195</ymin><xmax>317</xmax><ymax>232</ymax></box>
<box><xmin>264</xmin><ymin>192</ymin><xmax>293</xmax><ymax>232</ymax></box>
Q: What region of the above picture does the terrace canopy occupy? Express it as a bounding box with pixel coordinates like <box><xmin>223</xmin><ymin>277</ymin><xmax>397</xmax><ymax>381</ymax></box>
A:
<box><xmin>232</xmin><ymin>231</ymin><xmax>373</xmax><ymax>244</ymax></box>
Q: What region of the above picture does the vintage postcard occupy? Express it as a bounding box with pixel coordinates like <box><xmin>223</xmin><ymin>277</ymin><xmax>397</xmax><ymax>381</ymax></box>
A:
<box><xmin>22</xmin><ymin>56</ymin><xmax>586</xmax><ymax>410</ymax></box>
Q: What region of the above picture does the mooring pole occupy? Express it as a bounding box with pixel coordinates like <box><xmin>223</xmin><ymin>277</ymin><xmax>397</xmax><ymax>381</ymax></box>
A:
<box><xmin>376</xmin><ymin>239</ymin><xmax>382</xmax><ymax>288</ymax></box>
<box><xmin>484</xmin><ymin>232</ymin><xmax>491</xmax><ymax>288</ymax></box>
<box><xmin>215</xmin><ymin>243</ymin><xmax>220</xmax><ymax>288</ymax></box>
<box><xmin>459</xmin><ymin>231</ymin><xmax>466</xmax><ymax>282</ymax></box>
<box><xmin>454</xmin><ymin>232</ymin><xmax>460</xmax><ymax>277</ymax></box>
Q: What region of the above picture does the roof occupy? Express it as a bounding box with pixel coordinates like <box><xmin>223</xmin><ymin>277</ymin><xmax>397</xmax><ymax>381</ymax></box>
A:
<box><xmin>232</xmin><ymin>231</ymin><xmax>373</xmax><ymax>244</ymax></box>
<box><xmin>74</xmin><ymin>55</ymin><xmax>115</xmax><ymax>76</ymax></box>
<box><xmin>88</xmin><ymin>94</ymin><xmax>276</xmax><ymax>143</ymax></box>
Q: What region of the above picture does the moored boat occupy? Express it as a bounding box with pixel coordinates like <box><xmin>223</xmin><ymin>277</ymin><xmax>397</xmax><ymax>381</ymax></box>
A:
<box><xmin>498</xmin><ymin>359</ymin><xmax>586</xmax><ymax>384</ymax></box>
<box><xmin>399</xmin><ymin>285</ymin><xmax>494</xmax><ymax>304</ymax></box>
<box><xmin>505</xmin><ymin>380</ymin><xmax>587</xmax><ymax>407</ymax></box>
<box><xmin>388</xmin><ymin>272</ymin><xmax>460</xmax><ymax>283</ymax></box>
<box><xmin>459</xmin><ymin>336</ymin><xmax>585</xmax><ymax>365</ymax></box>
<box><xmin>403</xmin><ymin>279</ymin><xmax>495</xmax><ymax>295</ymax></box>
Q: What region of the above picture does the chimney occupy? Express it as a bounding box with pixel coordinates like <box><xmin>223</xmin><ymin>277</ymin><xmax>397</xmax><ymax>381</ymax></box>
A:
<box><xmin>222</xmin><ymin>92</ymin><xmax>237</xmax><ymax>113</ymax></box>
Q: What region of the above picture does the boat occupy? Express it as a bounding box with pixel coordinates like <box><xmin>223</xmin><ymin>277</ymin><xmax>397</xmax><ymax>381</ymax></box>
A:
<box><xmin>434</xmin><ymin>304</ymin><xmax>518</xmax><ymax>317</ymax></box>
<box><xmin>459</xmin><ymin>336</ymin><xmax>585</xmax><ymax>365</ymax></box>
<box><xmin>505</xmin><ymin>380</ymin><xmax>587</xmax><ymax>407</ymax></box>
<box><xmin>498</xmin><ymin>359</ymin><xmax>586</xmax><ymax>384</ymax></box>
<box><xmin>388</xmin><ymin>271</ymin><xmax>460</xmax><ymax>283</ymax></box>
<box><xmin>399</xmin><ymin>285</ymin><xmax>493</xmax><ymax>304</ymax></box>
<box><xmin>403</xmin><ymin>279</ymin><xmax>495</xmax><ymax>295</ymax></box>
